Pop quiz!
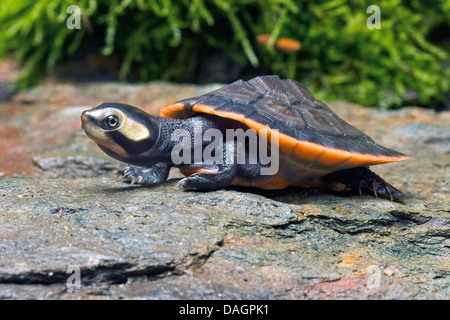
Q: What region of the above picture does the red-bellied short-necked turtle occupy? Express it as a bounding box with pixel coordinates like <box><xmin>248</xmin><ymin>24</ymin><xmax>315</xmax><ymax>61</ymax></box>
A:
<box><xmin>81</xmin><ymin>75</ymin><xmax>409</xmax><ymax>199</ymax></box>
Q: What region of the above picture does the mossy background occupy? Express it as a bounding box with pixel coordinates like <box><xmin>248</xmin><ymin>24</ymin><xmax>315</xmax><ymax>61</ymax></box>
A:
<box><xmin>0</xmin><ymin>0</ymin><xmax>448</xmax><ymax>109</ymax></box>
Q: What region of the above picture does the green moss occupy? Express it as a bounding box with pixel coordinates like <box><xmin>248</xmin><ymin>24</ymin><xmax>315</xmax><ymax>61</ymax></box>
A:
<box><xmin>0</xmin><ymin>0</ymin><xmax>448</xmax><ymax>108</ymax></box>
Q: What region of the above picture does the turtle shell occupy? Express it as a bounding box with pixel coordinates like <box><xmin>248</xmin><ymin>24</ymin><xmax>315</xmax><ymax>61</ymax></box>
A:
<box><xmin>161</xmin><ymin>75</ymin><xmax>409</xmax><ymax>189</ymax></box>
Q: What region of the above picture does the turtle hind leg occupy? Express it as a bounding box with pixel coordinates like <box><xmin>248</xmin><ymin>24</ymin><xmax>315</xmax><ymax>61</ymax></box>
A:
<box><xmin>118</xmin><ymin>162</ymin><xmax>171</xmax><ymax>185</ymax></box>
<box><xmin>320</xmin><ymin>167</ymin><xmax>404</xmax><ymax>200</ymax></box>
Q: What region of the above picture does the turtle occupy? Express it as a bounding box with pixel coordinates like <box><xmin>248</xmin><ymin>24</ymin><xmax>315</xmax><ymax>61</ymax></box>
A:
<box><xmin>81</xmin><ymin>75</ymin><xmax>409</xmax><ymax>199</ymax></box>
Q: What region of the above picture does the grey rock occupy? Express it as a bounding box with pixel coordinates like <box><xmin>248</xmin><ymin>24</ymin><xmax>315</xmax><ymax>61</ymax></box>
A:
<box><xmin>0</xmin><ymin>81</ymin><xmax>449</xmax><ymax>299</ymax></box>
<box><xmin>0</xmin><ymin>176</ymin><xmax>448</xmax><ymax>299</ymax></box>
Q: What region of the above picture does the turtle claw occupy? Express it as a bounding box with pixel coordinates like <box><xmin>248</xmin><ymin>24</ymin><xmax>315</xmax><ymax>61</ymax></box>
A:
<box><xmin>117</xmin><ymin>163</ymin><xmax>171</xmax><ymax>186</ymax></box>
<box><xmin>322</xmin><ymin>167</ymin><xmax>405</xmax><ymax>200</ymax></box>
<box><xmin>355</xmin><ymin>173</ymin><xmax>403</xmax><ymax>200</ymax></box>
<box><xmin>387</xmin><ymin>187</ymin><xmax>393</xmax><ymax>201</ymax></box>
<box><xmin>117</xmin><ymin>166</ymin><xmax>145</xmax><ymax>185</ymax></box>
<box><xmin>130</xmin><ymin>176</ymin><xmax>143</xmax><ymax>185</ymax></box>
<box><xmin>177</xmin><ymin>178</ymin><xmax>188</xmax><ymax>189</ymax></box>
<box><xmin>372</xmin><ymin>182</ymin><xmax>378</xmax><ymax>198</ymax></box>
<box><xmin>177</xmin><ymin>174</ymin><xmax>204</xmax><ymax>190</ymax></box>
<box><xmin>177</xmin><ymin>177</ymin><xmax>202</xmax><ymax>191</ymax></box>
<box><xmin>117</xmin><ymin>167</ymin><xmax>132</xmax><ymax>180</ymax></box>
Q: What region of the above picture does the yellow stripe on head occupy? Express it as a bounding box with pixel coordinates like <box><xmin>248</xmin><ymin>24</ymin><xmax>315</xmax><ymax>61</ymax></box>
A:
<box><xmin>119</xmin><ymin>115</ymin><xmax>151</xmax><ymax>142</ymax></box>
<box><xmin>81</xmin><ymin>103</ymin><xmax>159</xmax><ymax>159</ymax></box>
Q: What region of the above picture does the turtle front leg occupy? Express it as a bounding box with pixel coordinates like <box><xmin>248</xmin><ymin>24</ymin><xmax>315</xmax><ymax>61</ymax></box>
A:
<box><xmin>178</xmin><ymin>163</ymin><xmax>237</xmax><ymax>191</ymax></box>
<box><xmin>118</xmin><ymin>162</ymin><xmax>171</xmax><ymax>185</ymax></box>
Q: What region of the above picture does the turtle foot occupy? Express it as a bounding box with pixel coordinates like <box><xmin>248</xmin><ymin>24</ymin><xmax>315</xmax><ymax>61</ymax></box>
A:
<box><xmin>321</xmin><ymin>167</ymin><xmax>405</xmax><ymax>200</ymax></box>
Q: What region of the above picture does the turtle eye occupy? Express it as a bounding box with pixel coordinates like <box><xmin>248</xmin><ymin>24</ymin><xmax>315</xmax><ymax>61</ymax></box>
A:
<box><xmin>102</xmin><ymin>115</ymin><xmax>120</xmax><ymax>130</ymax></box>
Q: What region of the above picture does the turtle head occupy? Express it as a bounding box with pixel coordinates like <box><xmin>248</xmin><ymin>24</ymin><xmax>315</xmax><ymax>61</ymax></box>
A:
<box><xmin>81</xmin><ymin>103</ymin><xmax>161</xmax><ymax>165</ymax></box>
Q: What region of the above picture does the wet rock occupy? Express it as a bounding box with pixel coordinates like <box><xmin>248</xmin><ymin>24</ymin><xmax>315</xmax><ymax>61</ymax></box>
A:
<box><xmin>33</xmin><ymin>156</ymin><xmax>121</xmax><ymax>179</ymax></box>
<box><xmin>0</xmin><ymin>176</ymin><xmax>448</xmax><ymax>299</ymax></box>
<box><xmin>0</xmin><ymin>80</ymin><xmax>449</xmax><ymax>299</ymax></box>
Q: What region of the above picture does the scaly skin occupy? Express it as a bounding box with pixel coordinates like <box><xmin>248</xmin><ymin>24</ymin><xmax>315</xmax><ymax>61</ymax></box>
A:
<box><xmin>154</xmin><ymin>76</ymin><xmax>408</xmax><ymax>196</ymax></box>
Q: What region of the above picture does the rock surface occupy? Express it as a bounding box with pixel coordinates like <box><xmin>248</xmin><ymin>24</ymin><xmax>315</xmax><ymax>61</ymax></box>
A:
<box><xmin>0</xmin><ymin>76</ymin><xmax>449</xmax><ymax>299</ymax></box>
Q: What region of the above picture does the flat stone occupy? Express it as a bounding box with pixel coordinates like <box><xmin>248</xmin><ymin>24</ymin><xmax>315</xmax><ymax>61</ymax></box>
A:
<box><xmin>0</xmin><ymin>176</ymin><xmax>448</xmax><ymax>299</ymax></box>
<box><xmin>0</xmin><ymin>80</ymin><xmax>449</xmax><ymax>299</ymax></box>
